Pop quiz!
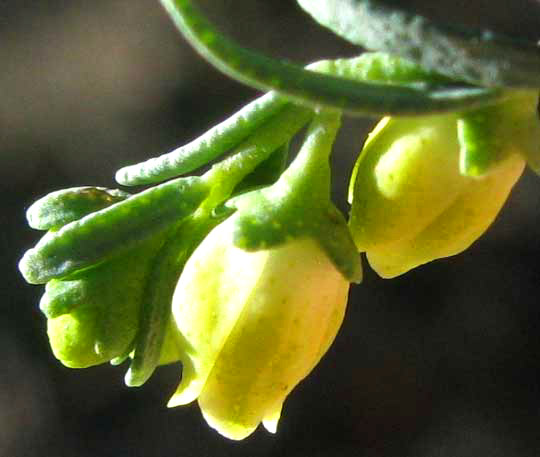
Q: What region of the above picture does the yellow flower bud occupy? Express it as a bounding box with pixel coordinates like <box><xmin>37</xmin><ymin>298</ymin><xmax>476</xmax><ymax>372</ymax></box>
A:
<box><xmin>349</xmin><ymin>113</ymin><xmax>526</xmax><ymax>278</ymax></box>
<box><xmin>168</xmin><ymin>216</ymin><xmax>350</xmax><ymax>440</ymax></box>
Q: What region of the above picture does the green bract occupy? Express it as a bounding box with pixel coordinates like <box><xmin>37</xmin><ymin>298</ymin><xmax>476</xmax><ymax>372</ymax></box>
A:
<box><xmin>228</xmin><ymin>110</ymin><xmax>362</xmax><ymax>283</ymax></box>
<box><xmin>348</xmin><ymin>98</ymin><xmax>536</xmax><ymax>277</ymax></box>
<box><xmin>168</xmin><ymin>214</ymin><xmax>350</xmax><ymax>440</ymax></box>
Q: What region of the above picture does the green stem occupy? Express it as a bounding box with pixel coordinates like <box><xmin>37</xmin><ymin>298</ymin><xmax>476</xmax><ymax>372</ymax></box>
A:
<box><xmin>279</xmin><ymin>110</ymin><xmax>341</xmax><ymax>204</ymax></box>
<box><xmin>160</xmin><ymin>0</ymin><xmax>503</xmax><ymax>116</ymax></box>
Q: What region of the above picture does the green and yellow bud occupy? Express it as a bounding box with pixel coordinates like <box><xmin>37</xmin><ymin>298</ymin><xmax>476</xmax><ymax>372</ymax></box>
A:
<box><xmin>44</xmin><ymin>238</ymin><xmax>164</xmax><ymax>368</ymax></box>
<box><xmin>349</xmin><ymin>112</ymin><xmax>527</xmax><ymax>278</ymax></box>
<box><xmin>47</xmin><ymin>303</ymin><xmax>107</xmax><ymax>368</ymax></box>
<box><xmin>168</xmin><ymin>215</ymin><xmax>350</xmax><ymax>440</ymax></box>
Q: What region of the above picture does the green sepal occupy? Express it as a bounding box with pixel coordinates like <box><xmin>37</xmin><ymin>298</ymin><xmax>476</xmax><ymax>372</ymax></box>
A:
<box><xmin>458</xmin><ymin>107</ymin><xmax>507</xmax><ymax>177</ymax></box>
<box><xmin>458</xmin><ymin>91</ymin><xmax>540</xmax><ymax>177</ymax></box>
<box><xmin>27</xmin><ymin>187</ymin><xmax>130</xmax><ymax>231</ymax></box>
<box><xmin>228</xmin><ymin>111</ymin><xmax>362</xmax><ymax>283</ymax></box>
<box><xmin>109</xmin><ymin>303</ymin><xmax>186</xmax><ymax>369</ymax></box>
<box><xmin>47</xmin><ymin>304</ymin><xmax>108</xmax><ymax>368</ymax></box>
<box><xmin>125</xmin><ymin>212</ymin><xmax>224</xmax><ymax>387</ymax></box>
<box><xmin>230</xmin><ymin>194</ymin><xmax>361</xmax><ymax>283</ymax></box>
<box><xmin>92</xmin><ymin>237</ymin><xmax>168</xmax><ymax>361</ymax></box>
<box><xmin>157</xmin><ymin>318</ymin><xmax>186</xmax><ymax>366</ymax></box>
<box><xmin>109</xmin><ymin>308</ymin><xmax>193</xmax><ymax>368</ymax></box>
<box><xmin>19</xmin><ymin>176</ymin><xmax>209</xmax><ymax>284</ymax></box>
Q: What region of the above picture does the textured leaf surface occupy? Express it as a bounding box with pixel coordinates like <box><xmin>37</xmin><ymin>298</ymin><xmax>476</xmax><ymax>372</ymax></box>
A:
<box><xmin>298</xmin><ymin>0</ymin><xmax>540</xmax><ymax>88</ymax></box>
<box><xmin>19</xmin><ymin>177</ymin><xmax>208</xmax><ymax>284</ymax></box>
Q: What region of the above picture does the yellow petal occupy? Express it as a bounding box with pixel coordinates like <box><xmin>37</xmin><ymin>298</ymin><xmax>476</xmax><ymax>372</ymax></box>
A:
<box><xmin>367</xmin><ymin>153</ymin><xmax>525</xmax><ymax>278</ymax></box>
<box><xmin>349</xmin><ymin>114</ymin><xmax>462</xmax><ymax>251</ymax></box>
<box><xmin>197</xmin><ymin>238</ymin><xmax>349</xmax><ymax>439</ymax></box>
<box><xmin>262</xmin><ymin>402</ymin><xmax>283</xmax><ymax>434</ymax></box>
<box><xmin>169</xmin><ymin>217</ymin><xmax>268</xmax><ymax>406</ymax></box>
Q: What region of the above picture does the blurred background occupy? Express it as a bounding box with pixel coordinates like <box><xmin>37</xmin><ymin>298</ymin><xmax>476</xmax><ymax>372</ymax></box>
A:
<box><xmin>3</xmin><ymin>1</ymin><xmax>540</xmax><ymax>456</ymax></box>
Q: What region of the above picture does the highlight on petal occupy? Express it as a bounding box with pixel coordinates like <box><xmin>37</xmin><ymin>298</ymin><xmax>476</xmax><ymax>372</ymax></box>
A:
<box><xmin>349</xmin><ymin>112</ymin><xmax>526</xmax><ymax>278</ymax></box>
<box><xmin>367</xmin><ymin>153</ymin><xmax>525</xmax><ymax>278</ymax></box>
<box><xmin>262</xmin><ymin>402</ymin><xmax>283</xmax><ymax>434</ymax></box>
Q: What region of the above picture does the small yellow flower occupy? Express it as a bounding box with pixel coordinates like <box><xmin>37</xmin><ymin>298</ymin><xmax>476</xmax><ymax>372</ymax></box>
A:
<box><xmin>349</xmin><ymin>113</ymin><xmax>526</xmax><ymax>278</ymax></box>
<box><xmin>168</xmin><ymin>215</ymin><xmax>350</xmax><ymax>440</ymax></box>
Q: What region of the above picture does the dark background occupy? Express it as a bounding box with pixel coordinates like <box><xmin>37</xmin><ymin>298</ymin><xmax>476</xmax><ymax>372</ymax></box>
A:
<box><xmin>4</xmin><ymin>1</ymin><xmax>540</xmax><ymax>456</ymax></box>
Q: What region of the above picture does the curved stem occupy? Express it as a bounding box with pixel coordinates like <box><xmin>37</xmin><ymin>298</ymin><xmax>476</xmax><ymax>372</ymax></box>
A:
<box><xmin>160</xmin><ymin>0</ymin><xmax>503</xmax><ymax>116</ymax></box>
<box><xmin>279</xmin><ymin>110</ymin><xmax>341</xmax><ymax>204</ymax></box>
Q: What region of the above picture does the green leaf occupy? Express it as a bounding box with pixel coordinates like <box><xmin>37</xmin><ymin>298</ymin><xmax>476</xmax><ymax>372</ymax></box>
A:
<box><xmin>115</xmin><ymin>92</ymin><xmax>289</xmax><ymax>186</ymax></box>
<box><xmin>160</xmin><ymin>0</ymin><xmax>502</xmax><ymax>116</ymax></box>
<box><xmin>27</xmin><ymin>187</ymin><xmax>130</xmax><ymax>231</ymax></box>
<box><xmin>19</xmin><ymin>177</ymin><xmax>209</xmax><ymax>284</ymax></box>
<box><xmin>297</xmin><ymin>0</ymin><xmax>540</xmax><ymax>88</ymax></box>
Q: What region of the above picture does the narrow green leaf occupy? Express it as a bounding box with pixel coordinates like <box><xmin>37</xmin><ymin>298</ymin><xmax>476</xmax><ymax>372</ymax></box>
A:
<box><xmin>27</xmin><ymin>187</ymin><xmax>130</xmax><ymax>231</ymax></box>
<box><xmin>115</xmin><ymin>92</ymin><xmax>288</xmax><ymax>186</ymax></box>
<box><xmin>19</xmin><ymin>177</ymin><xmax>209</xmax><ymax>284</ymax></box>
<box><xmin>160</xmin><ymin>0</ymin><xmax>502</xmax><ymax>116</ymax></box>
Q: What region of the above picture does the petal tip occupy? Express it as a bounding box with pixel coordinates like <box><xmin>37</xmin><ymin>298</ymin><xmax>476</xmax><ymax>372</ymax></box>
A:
<box><xmin>199</xmin><ymin>407</ymin><xmax>257</xmax><ymax>441</ymax></box>
<box><xmin>262</xmin><ymin>402</ymin><xmax>283</xmax><ymax>434</ymax></box>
